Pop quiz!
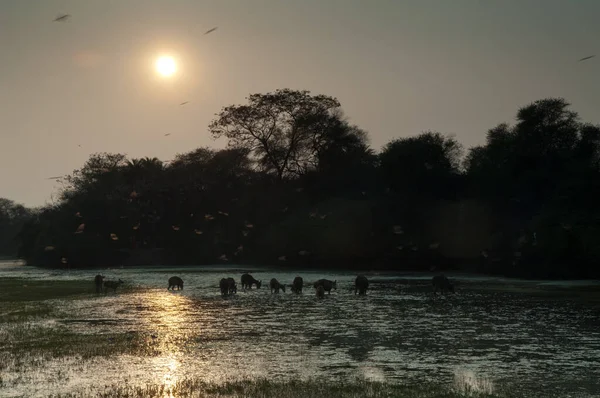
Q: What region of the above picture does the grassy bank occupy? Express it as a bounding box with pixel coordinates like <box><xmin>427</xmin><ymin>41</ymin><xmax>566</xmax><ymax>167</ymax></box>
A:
<box><xmin>49</xmin><ymin>378</ymin><xmax>502</xmax><ymax>398</ymax></box>
<box><xmin>0</xmin><ymin>277</ymin><xmax>154</xmax><ymax>375</ymax></box>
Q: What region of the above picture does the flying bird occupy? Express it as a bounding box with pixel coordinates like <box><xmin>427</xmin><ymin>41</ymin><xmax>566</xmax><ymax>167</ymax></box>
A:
<box><xmin>180</xmin><ymin>101</ymin><xmax>189</xmax><ymax>106</ymax></box>
<box><xmin>578</xmin><ymin>55</ymin><xmax>595</xmax><ymax>62</ymax></box>
<box><xmin>53</xmin><ymin>14</ymin><xmax>71</xmax><ymax>22</ymax></box>
<box><xmin>47</xmin><ymin>176</ymin><xmax>63</xmax><ymax>180</ymax></box>
<box><xmin>234</xmin><ymin>245</ymin><xmax>243</xmax><ymax>256</ymax></box>
<box><xmin>204</xmin><ymin>27</ymin><xmax>218</xmax><ymax>35</ymax></box>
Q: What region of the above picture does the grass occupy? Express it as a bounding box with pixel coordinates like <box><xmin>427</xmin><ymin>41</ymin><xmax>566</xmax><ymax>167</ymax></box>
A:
<box><xmin>0</xmin><ymin>278</ymin><xmax>97</xmax><ymax>302</ymax></box>
<box><xmin>0</xmin><ymin>323</ymin><xmax>157</xmax><ymax>374</ymax></box>
<box><xmin>48</xmin><ymin>378</ymin><xmax>504</xmax><ymax>398</ymax></box>
<box><xmin>0</xmin><ymin>277</ymin><xmax>132</xmax><ymax>324</ymax></box>
<box><xmin>0</xmin><ymin>301</ymin><xmax>53</xmax><ymax>322</ymax></box>
<box><xmin>0</xmin><ymin>277</ymin><xmax>153</xmax><ymax>374</ymax></box>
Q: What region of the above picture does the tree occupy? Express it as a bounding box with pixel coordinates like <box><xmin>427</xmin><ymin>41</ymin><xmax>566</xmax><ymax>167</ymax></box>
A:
<box><xmin>209</xmin><ymin>89</ymin><xmax>341</xmax><ymax>181</ymax></box>
<box><xmin>0</xmin><ymin>198</ymin><xmax>32</xmax><ymax>256</ymax></box>
<box><xmin>379</xmin><ymin>131</ymin><xmax>463</xmax><ymax>199</ymax></box>
<box><xmin>11</xmin><ymin>91</ymin><xmax>600</xmax><ymax>278</ymax></box>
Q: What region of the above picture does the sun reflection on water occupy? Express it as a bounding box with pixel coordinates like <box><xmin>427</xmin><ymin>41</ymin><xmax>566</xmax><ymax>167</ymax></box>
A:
<box><xmin>161</xmin><ymin>355</ymin><xmax>180</xmax><ymax>398</ymax></box>
<box><xmin>138</xmin><ymin>290</ymin><xmax>198</xmax><ymax>393</ymax></box>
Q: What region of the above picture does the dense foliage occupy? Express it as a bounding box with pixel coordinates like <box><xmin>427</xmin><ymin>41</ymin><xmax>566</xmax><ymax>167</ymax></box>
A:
<box><xmin>6</xmin><ymin>90</ymin><xmax>600</xmax><ymax>278</ymax></box>
<box><xmin>0</xmin><ymin>198</ymin><xmax>32</xmax><ymax>258</ymax></box>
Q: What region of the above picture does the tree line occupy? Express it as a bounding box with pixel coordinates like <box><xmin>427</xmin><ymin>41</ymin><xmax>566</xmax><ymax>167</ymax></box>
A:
<box><xmin>3</xmin><ymin>90</ymin><xmax>599</xmax><ymax>278</ymax></box>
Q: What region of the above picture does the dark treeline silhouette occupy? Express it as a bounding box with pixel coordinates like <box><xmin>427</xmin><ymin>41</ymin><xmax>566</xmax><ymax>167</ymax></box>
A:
<box><xmin>7</xmin><ymin>90</ymin><xmax>600</xmax><ymax>278</ymax></box>
<box><xmin>0</xmin><ymin>198</ymin><xmax>32</xmax><ymax>258</ymax></box>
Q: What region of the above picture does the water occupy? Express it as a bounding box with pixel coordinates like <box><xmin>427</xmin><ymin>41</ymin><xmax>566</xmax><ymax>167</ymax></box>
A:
<box><xmin>1</xmin><ymin>260</ymin><xmax>600</xmax><ymax>397</ymax></box>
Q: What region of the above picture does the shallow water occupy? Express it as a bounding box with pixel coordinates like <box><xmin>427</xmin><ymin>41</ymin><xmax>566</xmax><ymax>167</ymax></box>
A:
<box><xmin>1</xmin><ymin>260</ymin><xmax>600</xmax><ymax>397</ymax></box>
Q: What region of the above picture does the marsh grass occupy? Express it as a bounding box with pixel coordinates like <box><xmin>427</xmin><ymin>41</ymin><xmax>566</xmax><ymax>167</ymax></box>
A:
<box><xmin>0</xmin><ymin>278</ymin><xmax>155</xmax><ymax>375</ymax></box>
<box><xmin>49</xmin><ymin>378</ymin><xmax>504</xmax><ymax>398</ymax></box>
<box><xmin>0</xmin><ymin>277</ymin><xmax>146</xmax><ymax>301</ymax></box>
<box><xmin>0</xmin><ymin>323</ymin><xmax>157</xmax><ymax>375</ymax></box>
<box><xmin>0</xmin><ymin>301</ymin><xmax>53</xmax><ymax>322</ymax></box>
<box><xmin>0</xmin><ymin>278</ymin><xmax>97</xmax><ymax>302</ymax></box>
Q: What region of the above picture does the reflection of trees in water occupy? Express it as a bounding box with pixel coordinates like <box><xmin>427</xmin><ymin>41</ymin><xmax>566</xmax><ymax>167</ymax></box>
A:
<box><xmin>305</xmin><ymin>328</ymin><xmax>375</xmax><ymax>363</ymax></box>
<box><xmin>347</xmin><ymin>329</ymin><xmax>375</xmax><ymax>362</ymax></box>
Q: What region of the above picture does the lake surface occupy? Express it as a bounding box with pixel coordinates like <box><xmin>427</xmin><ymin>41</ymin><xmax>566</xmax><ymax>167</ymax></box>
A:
<box><xmin>1</xmin><ymin>260</ymin><xmax>600</xmax><ymax>397</ymax></box>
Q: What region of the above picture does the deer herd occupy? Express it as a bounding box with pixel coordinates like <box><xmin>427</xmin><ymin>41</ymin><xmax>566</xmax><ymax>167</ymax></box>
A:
<box><xmin>93</xmin><ymin>272</ymin><xmax>455</xmax><ymax>297</ymax></box>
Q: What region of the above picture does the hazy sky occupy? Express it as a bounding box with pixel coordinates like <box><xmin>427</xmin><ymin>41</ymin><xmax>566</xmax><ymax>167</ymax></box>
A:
<box><xmin>1</xmin><ymin>0</ymin><xmax>599</xmax><ymax>206</ymax></box>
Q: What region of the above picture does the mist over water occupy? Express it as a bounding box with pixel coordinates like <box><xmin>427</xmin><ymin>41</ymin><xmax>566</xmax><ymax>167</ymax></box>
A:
<box><xmin>1</xmin><ymin>261</ymin><xmax>599</xmax><ymax>397</ymax></box>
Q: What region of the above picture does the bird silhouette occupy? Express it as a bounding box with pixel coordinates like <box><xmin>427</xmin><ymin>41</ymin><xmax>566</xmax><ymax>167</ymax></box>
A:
<box><xmin>180</xmin><ymin>101</ymin><xmax>189</xmax><ymax>106</ymax></box>
<box><xmin>204</xmin><ymin>27</ymin><xmax>218</xmax><ymax>35</ymax></box>
<box><xmin>53</xmin><ymin>14</ymin><xmax>71</xmax><ymax>22</ymax></box>
<box><xmin>164</xmin><ymin>133</ymin><xmax>171</xmax><ymax>137</ymax></box>
<box><xmin>578</xmin><ymin>55</ymin><xmax>595</xmax><ymax>62</ymax></box>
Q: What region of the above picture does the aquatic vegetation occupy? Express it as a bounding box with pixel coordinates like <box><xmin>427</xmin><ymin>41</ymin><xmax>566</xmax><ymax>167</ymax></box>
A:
<box><xmin>0</xmin><ymin>278</ymin><xmax>93</xmax><ymax>302</ymax></box>
<box><xmin>48</xmin><ymin>378</ymin><xmax>504</xmax><ymax>398</ymax></box>
<box><xmin>1</xmin><ymin>266</ymin><xmax>599</xmax><ymax>397</ymax></box>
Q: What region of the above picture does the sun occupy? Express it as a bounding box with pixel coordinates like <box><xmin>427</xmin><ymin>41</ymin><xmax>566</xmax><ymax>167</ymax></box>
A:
<box><xmin>155</xmin><ymin>56</ymin><xmax>177</xmax><ymax>77</ymax></box>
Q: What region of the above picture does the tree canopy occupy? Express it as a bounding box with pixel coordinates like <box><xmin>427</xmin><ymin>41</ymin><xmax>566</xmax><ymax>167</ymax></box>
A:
<box><xmin>7</xmin><ymin>92</ymin><xmax>600</xmax><ymax>279</ymax></box>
